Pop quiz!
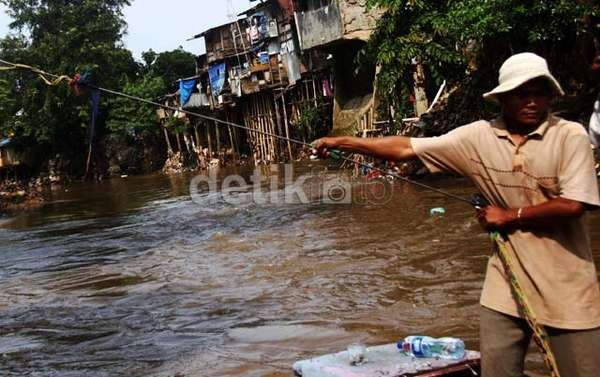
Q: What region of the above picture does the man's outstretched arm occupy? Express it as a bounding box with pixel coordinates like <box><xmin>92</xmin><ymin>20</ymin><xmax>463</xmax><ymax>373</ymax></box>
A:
<box><xmin>312</xmin><ymin>136</ymin><xmax>417</xmax><ymax>162</ymax></box>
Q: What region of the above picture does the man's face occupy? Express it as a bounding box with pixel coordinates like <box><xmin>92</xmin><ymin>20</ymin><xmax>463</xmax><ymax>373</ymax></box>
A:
<box><xmin>500</xmin><ymin>78</ymin><xmax>552</xmax><ymax>128</ymax></box>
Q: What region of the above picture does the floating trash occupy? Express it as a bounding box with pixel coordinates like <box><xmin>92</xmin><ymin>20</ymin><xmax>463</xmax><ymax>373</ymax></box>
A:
<box><xmin>430</xmin><ymin>207</ymin><xmax>446</xmax><ymax>215</ymax></box>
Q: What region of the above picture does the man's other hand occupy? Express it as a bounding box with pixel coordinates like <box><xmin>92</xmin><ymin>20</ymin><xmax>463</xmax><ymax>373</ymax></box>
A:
<box><xmin>477</xmin><ymin>206</ymin><xmax>517</xmax><ymax>231</ymax></box>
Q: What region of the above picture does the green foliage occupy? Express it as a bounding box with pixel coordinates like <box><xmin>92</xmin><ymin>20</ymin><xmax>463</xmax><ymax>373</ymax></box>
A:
<box><xmin>106</xmin><ymin>75</ymin><xmax>166</xmax><ymax>134</ymax></box>
<box><xmin>0</xmin><ymin>76</ymin><xmax>16</xmax><ymax>136</ymax></box>
<box><xmin>107</xmin><ymin>47</ymin><xmax>198</xmax><ymax>134</ymax></box>
<box><xmin>296</xmin><ymin>100</ymin><xmax>332</xmax><ymax>140</ymax></box>
<box><xmin>148</xmin><ymin>48</ymin><xmax>197</xmax><ymax>91</ymax></box>
<box><xmin>0</xmin><ymin>0</ymin><xmax>136</xmax><ymax>150</ymax></box>
<box><xmin>164</xmin><ymin>117</ymin><xmax>189</xmax><ymax>134</ymax></box>
<box><xmin>364</xmin><ymin>0</ymin><xmax>600</xmax><ymax>121</ymax></box>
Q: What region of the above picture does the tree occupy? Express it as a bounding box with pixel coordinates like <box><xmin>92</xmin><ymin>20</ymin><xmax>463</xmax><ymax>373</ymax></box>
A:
<box><xmin>0</xmin><ymin>76</ymin><xmax>16</xmax><ymax>136</ymax></box>
<box><xmin>364</xmin><ymin>0</ymin><xmax>600</xmax><ymax>123</ymax></box>
<box><xmin>106</xmin><ymin>47</ymin><xmax>197</xmax><ymax>135</ymax></box>
<box><xmin>0</xmin><ymin>0</ymin><xmax>136</xmax><ymax>155</ymax></box>
<box><xmin>106</xmin><ymin>75</ymin><xmax>166</xmax><ymax>134</ymax></box>
<box><xmin>150</xmin><ymin>48</ymin><xmax>197</xmax><ymax>92</ymax></box>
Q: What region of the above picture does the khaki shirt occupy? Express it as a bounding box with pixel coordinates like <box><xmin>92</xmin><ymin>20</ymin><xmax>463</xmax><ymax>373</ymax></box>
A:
<box><xmin>411</xmin><ymin>115</ymin><xmax>600</xmax><ymax>330</ymax></box>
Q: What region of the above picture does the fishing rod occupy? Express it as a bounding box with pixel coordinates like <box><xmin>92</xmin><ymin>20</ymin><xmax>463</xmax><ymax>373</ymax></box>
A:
<box><xmin>0</xmin><ymin>58</ymin><xmax>475</xmax><ymax>206</ymax></box>
<box><xmin>95</xmin><ymin>86</ymin><xmax>476</xmax><ymax>206</ymax></box>
<box><xmin>1</xmin><ymin>59</ymin><xmax>562</xmax><ymax>376</ymax></box>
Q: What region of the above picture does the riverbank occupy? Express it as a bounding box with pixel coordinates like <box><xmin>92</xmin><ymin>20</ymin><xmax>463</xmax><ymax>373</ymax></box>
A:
<box><xmin>0</xmin><ymin>180</ymin><xmax>44</xmax><ymax>215</ymax></box>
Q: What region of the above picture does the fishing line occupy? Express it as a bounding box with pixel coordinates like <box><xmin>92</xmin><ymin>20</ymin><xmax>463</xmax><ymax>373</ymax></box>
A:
<box><xmin>1</xmin><ymin>59</ymin><xmax>562</xmax><ymax>376</ymax></box>
<box><xmin>0</xmin><ymin>58</ymin><xmax>474</xmax><ymax>206</ymax></box>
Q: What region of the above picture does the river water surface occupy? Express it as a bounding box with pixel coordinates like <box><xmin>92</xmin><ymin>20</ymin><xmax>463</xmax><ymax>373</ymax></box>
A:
<box><xmin>1</xmin><ymin>163</ymin><xmax>599</xmax><ymax>376</ymax></box>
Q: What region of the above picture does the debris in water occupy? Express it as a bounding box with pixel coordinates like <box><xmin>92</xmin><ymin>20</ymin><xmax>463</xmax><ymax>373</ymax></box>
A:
<box><xmin>430</xmin><ymin>207</ymin><xmax>446</xmax><ymax>215</ymax></box>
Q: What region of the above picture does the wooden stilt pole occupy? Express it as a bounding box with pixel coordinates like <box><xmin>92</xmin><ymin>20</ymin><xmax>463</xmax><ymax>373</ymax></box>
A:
<box><xmin>194</xmin><ymin>124</ymin><xmax>202</xmax><ymax>151</ymax></box>
<box><xmin>274</xmin><ymin>93</ymin><xmax>284</xmax><ymax>155</ymax></box>
<box><xmin>258</xmin><ymin>96</ymin><xmax>267</xmax><ymax>163</ymax></box>
<box><xmin>254</xmin><ymin>96</ymin><xmax>264</xmax><ymax>163</ymax></box>
<box><xmin>312</xmin><ymin>76</ymin><xmax>318</xmax><ymax>107</ymax></box>
<box><xmin>214</xmin><ymin>120</ymin><xmax>221</xmax><ymax>159</ymax></box>
<box><xmin>281</xmin><ymin>93</ymin><xmax>293</xmax><ymax>160</ymax></box>
<box><xmin>206</xmin><ymin>123</ymin><xmax>213</xmax><ymax>158</ymax></box>
<box><xmin>266</xmin><ymin>96</ymin><xmax>277</xmax><ymax>162</ymax></box>
<box><xmin>176</xmin><ymin>132</ymin><xmax>183</xmax><ymax>153</ymax></box>
<box><xmin>226</xmin><ymin>113</ymin><xmax>237</xmax><ymax>165</ymax></box>
<box><xmin>163</xmin><ymin>126</ymin><xmax>173</xmax><ymax>155</ymax></box>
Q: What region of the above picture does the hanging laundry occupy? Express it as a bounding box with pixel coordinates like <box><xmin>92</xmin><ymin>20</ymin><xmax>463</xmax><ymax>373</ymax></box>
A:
<box><xmin>248</xmin><ymin>24</ymin><xmax>260</xmax><ymax>44</ymax></box>
<box><xmin>179</xmin><ymin>79</ymin><xmax>197</xmax><ymax>106</ymax></box>
<box><xmin>248</xmin><ymin>12</ymin><xmax>269</xmax><ymax>44</ymax></box>
<box><xmin>209</xmin><ymin>62</ymin><xmax>227</xmax><ymax>97</ymax></box>
<box><xmin>268</xmin><ymin>20</ymin><xmax>278</xmax><ymax>38</ymax></box>
<box><xmin>283</xmin><ymin>51</ymin><xmax>301</xmax><ymax>85</ymax></box>
<box><xmin>229</xmin><ymin>77</ymin><xmax>242</xmax><ymax>97</ymax></box>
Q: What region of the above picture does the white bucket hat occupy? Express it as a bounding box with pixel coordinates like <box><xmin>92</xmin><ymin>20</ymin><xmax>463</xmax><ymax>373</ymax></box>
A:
<box><xmin>483</xmin><ymin>52</ymin><xmax>565</xmax><ymax>103</ymax></box>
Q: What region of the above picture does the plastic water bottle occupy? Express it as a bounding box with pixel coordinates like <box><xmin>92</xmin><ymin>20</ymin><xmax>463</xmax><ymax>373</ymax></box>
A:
<box><xmin>398</xmin><ymin>336</ymin><xmax>465</xmax><ymax>360</ymax></box>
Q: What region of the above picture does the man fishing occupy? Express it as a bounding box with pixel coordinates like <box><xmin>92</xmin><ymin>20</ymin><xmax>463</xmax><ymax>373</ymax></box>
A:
<box><xmin>313</xmin><ymin>52</ymin><xmax>600</xmax><ymax>377</ymax></box>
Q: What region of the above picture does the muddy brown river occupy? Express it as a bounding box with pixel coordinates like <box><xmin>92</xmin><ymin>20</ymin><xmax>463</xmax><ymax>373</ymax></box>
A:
<box><xmin>1</xmin><ymin>162</ymin><xmax>598</xmax><ymax>376</ymax></box>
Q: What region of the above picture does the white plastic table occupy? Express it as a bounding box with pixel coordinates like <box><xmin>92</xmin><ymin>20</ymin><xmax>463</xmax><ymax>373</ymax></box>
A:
<box><xmin>293</xmin><ymin>343</ymin><xmax>481</xmax><ymax>377</ymax></box>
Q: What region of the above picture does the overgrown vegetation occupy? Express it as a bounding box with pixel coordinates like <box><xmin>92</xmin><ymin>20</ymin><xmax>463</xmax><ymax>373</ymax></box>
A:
<box><xmin>0</xmin><ymin>0</ymin><xmax>196</xmax><ymax>176</ymax></box>
<box><xmin>364</xmin><ymin>0</ymin><xmax>600</xmax><ymax>128</ymax></box>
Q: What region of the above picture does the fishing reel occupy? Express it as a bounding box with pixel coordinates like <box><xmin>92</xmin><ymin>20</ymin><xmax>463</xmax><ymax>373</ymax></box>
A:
<box><xmin>471</xmin><ymin>193</ymin><xmax>490</xmax><ymax>210</ymax></box>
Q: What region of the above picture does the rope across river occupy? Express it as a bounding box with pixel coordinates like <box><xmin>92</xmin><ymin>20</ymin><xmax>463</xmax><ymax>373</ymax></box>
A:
<box><xmin>0</xmin><ymin>59</ymin><xmax>561</xmax><ymax>376</ymax></box>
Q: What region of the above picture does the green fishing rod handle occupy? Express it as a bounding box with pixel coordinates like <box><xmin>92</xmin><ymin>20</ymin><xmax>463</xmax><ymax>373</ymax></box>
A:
<box><xmin>309</xmin><ymin>142</ymin><xmax>342</xmax><ymax>161</ymax></box>
<box><xmin>328</xmin><ymin>148</ymin><xmax>342</xmax><ymax>161</ymax></box>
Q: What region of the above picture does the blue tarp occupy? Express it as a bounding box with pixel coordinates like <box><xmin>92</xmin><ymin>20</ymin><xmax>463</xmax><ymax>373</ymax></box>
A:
<box><xmin>179</xmin><ymin>79</ymin><xmax>197</xmax><ymax>106</ymax></box>
<box><xmin>89</xmin><ymin>89</ymin><xmax>101</xmax><ymax>142</ymax></box>
<box><xmin>0</xmin><ymin>138</ymin><xmax>12</xmax><ymax>148</ymax></box>
<box><xmin>209</xmin><ymin>62</ymin><xmax>226</xmax><ymax>97</ymax></box>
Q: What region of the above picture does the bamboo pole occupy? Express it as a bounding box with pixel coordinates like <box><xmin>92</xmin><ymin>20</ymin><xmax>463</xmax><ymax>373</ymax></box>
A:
<box><xmin>226</xmin><ymin>113</ymin><xmax>237</xmax><ymax>164</ymax></box>
<box><xmin>249</xmin><ymin>98</ymin><xmax>258</xmax><ymax>162</ymax></box>
<box><xmin>230</xmin><ymin>112</ymin><xmax>240</xmax><ymax>160</ymax></box>
<box><xmin>255</xmin><ymin>96</ymin><xmax>265</xmax><ymax>163</ymax></box>
<box><xmin>206</xmin><ymin>123</ymin><xmax>213</xmax><ymax>157</ymax></box>
<box><xmin>260</xmin><ymin>95</ymin><xmax>269</xmax><ymax>161</ymax></box>
<box><xmin>184</xmin><ymin>132</ymin><xmax>192</xmax><ymax>153</ymax></box>
<box><xmin>194</xmin><ymin>124</ymin><xmax>202</xmax><ymax>151</ymax></box>
<box><xmin>176</xmin><ymin>132</ymin><xmax>183</xmax><ymax>153</ymax></box>
<box><xmin>228</xmin><ymin>125</ymin><xmax>237</xmax><ymax>164</ymax></box>
<box><xmin>273</xmin><ymin>93</ymin><xmax>286</xmax><ymax>160</ymax></box>
<box><xmin>214</xmin><ymin>120</ymin><xmax>221</xmax><ymax>158</ymax></box>
<box><xmin>312</xmin><ymin>76</ymin><xmax>318</xmax><ymax>107</ymax></box>
<box><xmin>281</xmin><ymin>93</ymin><xmax>293</xmax><ymax>160</ymax></box>
<box><xmin>258</xmin><ymin>96</ymin><xmax>267</xmax><ymax>162</ymax></box>
<box><xmin>163</xmin><ymin>126</ymin><xmax>173</xmax><ymax>155</ymax></box>
<box><xmin>233</xmin><ymin>126</ymin><xmax>240</xmax><ymax>159</ymax></box>
<box><xmin>246</xmin><ymin>99</ymin><xmax>258</xmax><ymax>163</ymax></box>
<box><xmin>266</xmin><ymin>96</ymin><xmax>277</xmax><ymax>162</ymax></box>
